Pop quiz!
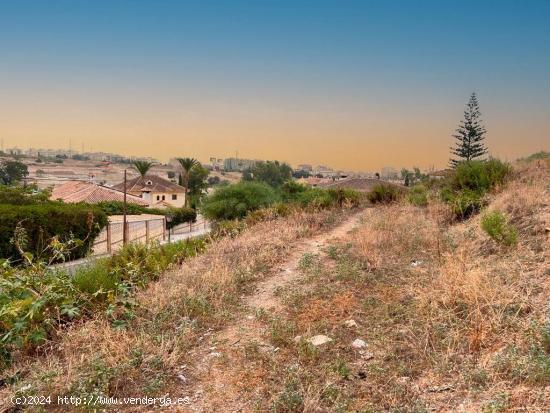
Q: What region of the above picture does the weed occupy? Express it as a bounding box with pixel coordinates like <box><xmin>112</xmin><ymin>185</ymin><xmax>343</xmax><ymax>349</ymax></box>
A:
<box><xmin>408</xmin><ymin>184</ymin><xmax>428</xmax><ymax>207</ymax></box>
<box><xmin>367</xmin><ymin>184</ymin><xmax>401</xmax><ymax>204</ymax></box>
<box><xmin>481</xmin><ymin>210</ymin><xmax>518</xmax><ymax>246</ymax></box>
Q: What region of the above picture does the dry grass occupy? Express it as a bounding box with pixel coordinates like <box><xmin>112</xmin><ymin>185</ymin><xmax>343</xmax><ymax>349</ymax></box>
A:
<box><xmin>0</xmin><ymin>208</ymin><xmax>350</xmax><ymax>411</ymax></box>
<box><xmin>2</xmin><ymin>159</ymin><xmax>548</xmax><ymax>412</ymax></box>
<box><xmin>195</xmin><ymin>159</ymin><xmax>549</xmax><ymax>412</ymax></box>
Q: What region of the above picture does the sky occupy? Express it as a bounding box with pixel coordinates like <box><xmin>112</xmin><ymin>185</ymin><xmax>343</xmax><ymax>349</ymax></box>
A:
<box><xmin>1</xmin><ymin>0</ymin><xmax>549</xmax><ymax>171</ymax></box>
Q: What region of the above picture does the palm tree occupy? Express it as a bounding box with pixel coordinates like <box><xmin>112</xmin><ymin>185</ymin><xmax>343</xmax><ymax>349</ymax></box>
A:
<box><xmin>133</xmin><ymin>160</ymin><xmax>153</xmax><ymax>177</ymax></box>
<box><xmin>176</xmin><ymin>157</ymin><xmax>199</xmax><ymax>206</ymax></box>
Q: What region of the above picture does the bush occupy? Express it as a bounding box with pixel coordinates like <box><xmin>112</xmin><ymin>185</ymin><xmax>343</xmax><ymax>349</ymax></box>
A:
<box><xmin>327</xmin><ymin>188</ymin><xmax>362</xmax><ymax>208</ymax></box>
<box><xmin>73</xmin><ymin>259</ymin><xmax>119</xmax><ymax>296</ymax></box>
<box><xmin>200</xmin><ymin>181</ymin><xmax>279</xmax><ymax>220</ymax></box>
<box><xmin>165</xmin><ymin>207</ymin><xmax>197</xmax><ymax>229</ymax></box>
<box><xmin>441</xmin><ymin>189</ymin><xmax>484</xmax><ymax>219</ymax></box>
<box><xmin>0</xmin><ymin>185</ymin><xmax>51</xmax><ymax>205</ymax></box>
<box><xmin>294</xmin><ymin>188</ymin><xmax>333</xmax><ymax>209</ymax></box>
<box><xmin>441</xmin><ymin>159</ymin><xmax>512</xmax><ymax>220</ymax></box>
<box><xmin>367</xmin><ymin>184</ymin><xmax>401</xmax><ymax>204</ymax></box>
<box><xmin>96</xmin><ymin>201</ymin><xmax>151</xmax><ymax>216</ymax></box>
<box><xmin>408</xmin><ymin>184</ymin><xmax>428</xmax><ymax>207</ymax></box>
<box><xmin>449</xmin><ymin>159</ymin><xmax>512</xmax><ymax>193</ymax></box>
<box><xmin>0</xmin><ymin>265</ymin><xmax>84</xmax><ymax>365</ymax></box>
<box><xmin>0</xmin><ymin>203</ymin><xmax>108</xmax><ymax>263</ymax></box>
<box><xmin>481</xmin><ymin>210</ymin><xmax>518</xmax><ymax>246</ymax></box>
<box><xmin>0</xmin><ymin>237</ymin><xmax>207</xmax><ymax>366</ymax></box>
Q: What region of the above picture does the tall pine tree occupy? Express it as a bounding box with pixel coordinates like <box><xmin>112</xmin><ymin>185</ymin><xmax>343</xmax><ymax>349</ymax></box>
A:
<box><xmin>449</xmin><ymin>92</ymin><xmax>488</xmax><ymax>167</ymax></box>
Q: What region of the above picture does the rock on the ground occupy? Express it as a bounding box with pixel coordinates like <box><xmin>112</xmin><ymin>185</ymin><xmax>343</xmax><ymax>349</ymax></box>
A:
<box><xmin>308</xmin><ymin>335</ymin><xmax>333</xmax><ymax>346</ymax></box>
<box><xmin>344</xmin><ymin>319</ymin><xmax>358</xmax><ymax>328</ymax></box>
<box><xmin>351</xmin><ymin>338</ymin><xmax>367</xmax><ymax>349</ymax></box>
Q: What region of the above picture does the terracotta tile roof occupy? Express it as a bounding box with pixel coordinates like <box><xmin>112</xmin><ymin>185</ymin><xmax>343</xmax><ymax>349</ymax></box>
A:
<box><xmin>51</xmin><ymin>181</ymin><xmax>150</xmax><ymax>205</ymax></box>
<box><xmin>111</xmin><ymin>175</ymin><xmax>185</xmax><ymax>194</ymax></box>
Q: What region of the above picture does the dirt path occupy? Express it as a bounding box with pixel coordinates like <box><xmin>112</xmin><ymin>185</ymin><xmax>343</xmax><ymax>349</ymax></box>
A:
<box><xmin>185</xmin><ymin>211</ymin><xmax>364</xmax><ymax>412</ymax></box>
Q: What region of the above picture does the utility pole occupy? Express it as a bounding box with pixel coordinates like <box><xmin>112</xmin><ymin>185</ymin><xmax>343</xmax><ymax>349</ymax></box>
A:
<box><xmin>123</xmin><ymin>169</ymin><xmax>128</xmax><ymax>245</ymax></box>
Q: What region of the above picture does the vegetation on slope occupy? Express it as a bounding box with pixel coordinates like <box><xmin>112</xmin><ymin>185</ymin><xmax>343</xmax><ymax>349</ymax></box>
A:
<box><xmin>184</xmin><ymin>157</ymin><xmax>548</xmax><ymax>412</ymax></box>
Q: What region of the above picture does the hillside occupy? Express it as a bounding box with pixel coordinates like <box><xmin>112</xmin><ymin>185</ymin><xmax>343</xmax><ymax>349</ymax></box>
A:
<box><xmin>1</xmin><ymin>158</ymin><xmax>548</xmax><ymax>412</ymax></box>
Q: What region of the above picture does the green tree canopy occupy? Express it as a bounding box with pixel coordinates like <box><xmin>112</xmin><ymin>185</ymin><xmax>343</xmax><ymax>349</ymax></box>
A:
<box><xmin>132</xmin><ymin>160</ymin><xmax>154</xmax><ymax>177</ymax></box>
<box><xmin>200</xmin><ymin>181</ymin><xmax>278</xmax><ymax>220</ymax></box>
<box><xmin>176</xmin><ymin>157</ymin><xmax>200</xmax><ymax>206</ymax></box>
<box><xmin>0</xmin><ymin>160</ymin><xmax>28</xmax><ymax>186</ymax></box>
<box><xmin>242</xmin><ymin>160</ymin><xmax>292</xmax><ymax>188</ymax></box>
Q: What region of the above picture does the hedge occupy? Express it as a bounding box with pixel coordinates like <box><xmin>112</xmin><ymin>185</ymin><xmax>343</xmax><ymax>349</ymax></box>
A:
<box><xmin>0</xmin><ymin>203</ymin><xmax>108</xmax><ymax>263</ymax></box>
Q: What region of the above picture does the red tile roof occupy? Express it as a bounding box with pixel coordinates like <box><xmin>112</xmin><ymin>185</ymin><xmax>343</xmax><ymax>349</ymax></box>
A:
<box><xmin>111</xmin><ymin>174</ymin><xmax>185</xmax><ymax>194</ymax></box>
<box><xmin>51</xmin><ymin>181</ymin><xmax>150</xmax><ymax>205</ymax></box>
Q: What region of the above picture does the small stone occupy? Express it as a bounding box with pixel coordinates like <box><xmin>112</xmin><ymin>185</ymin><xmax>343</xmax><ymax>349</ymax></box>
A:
<box><xmin>351</xmin><ymin>338</ymin><xmax>367</xmax><ymax>349</ymax></box>
<box><xmin>178</xmin><ymin>374</ymin><xmax>187</xmax><ymax>383</ymax></box>
<box><xmin>293</xmin><ymin>335</ymin><xmax>302</xmax><ymax>343</ymax></box>
<box><xmin>344</xmin><ymin>319</ymin><xmax>358</xmax><ymax>328</ymax></box>
<box><xmin>410</xmin><ymin>260</ymin><xmax>423</xmax><ymax>267</ymax></box>
<box><xmin>308</xmin><ymin>335</ymin><xmax>333</xmax><ymax>346</ymax></box>
<box><xmin>208</xmin><ymin>352</ymin><xmax>222</xmax><ymax>358</ymax></box>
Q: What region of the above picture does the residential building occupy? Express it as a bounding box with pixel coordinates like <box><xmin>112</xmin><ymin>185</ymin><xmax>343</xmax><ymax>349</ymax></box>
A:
<box><xmin>51</xmin><ymin>181</ymin><xmax>150</xmax><ymax>205</ymax></box>
<box><xmin>112</xmin><ymin>174</ymin><xmax>186</xmax><ymax>208</ymax></box>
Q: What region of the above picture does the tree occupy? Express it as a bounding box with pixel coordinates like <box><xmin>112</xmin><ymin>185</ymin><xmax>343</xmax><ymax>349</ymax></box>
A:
<box><xmin>200</xmin><ymin>181</ymin><xmax>278</xmax><ymax>220</ymax></box>
<box><xmin>242</xmin><ymin>160</ymin><xmax>292</xmax><ymax>188</ymax></box>
<box><xmin>187</xmin><ymin>164</ymin><xmax>210</xmax><ymax>206</ymax></box>
<box><xmin>133</xmin><ymin>160</ymin><xmax>154</xmax><ymax>177</ymax></box>
<box><xmin>0</xmin><ymin>160</ymin><xmax>28</xmax><ymax>185</ymax></box>
<box><xmin>450</xmin><ymin>93</ymin><xmax>488</xmax><ymax>167</ymax></box>
<box><xmin>176</xmin><ymin>157</ymin><xmax>199</xmax><ymax>206</ymax></box>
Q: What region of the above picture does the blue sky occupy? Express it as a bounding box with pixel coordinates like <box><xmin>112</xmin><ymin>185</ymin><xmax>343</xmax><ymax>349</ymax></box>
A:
<box><xmin>1</xmin><ymin>0</ymin><xmax>549</xmax><ymax>169</ymax></box>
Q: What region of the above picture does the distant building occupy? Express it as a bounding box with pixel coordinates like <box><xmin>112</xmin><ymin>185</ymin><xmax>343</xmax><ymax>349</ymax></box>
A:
<box><xmin>208</xmin><ymin>157</ymin><xmax>224</xmax><ymax>170</ymax></box>
<box><xmin>223</xmin><ymin>157</ymin><xmax>258</xmax><ymax>172</ymax></box>
<box><xmin>112</xmin><ymin>175</ymin><xmax>186</xmax><ymax>208</ymax></box>
<box><xmin>297</xmin><ymin>164</ymin><xmax>313</xmax><ymax>172</ymax></box>
<box><xmin>51</xmin><ymin>181</ymin><xmax>150</xmax><ymax>206</ymax></box>
<box><xmin>380</xmin><ymin>167</ymin><xmax>399</xmax><ymax>180</ymax></box>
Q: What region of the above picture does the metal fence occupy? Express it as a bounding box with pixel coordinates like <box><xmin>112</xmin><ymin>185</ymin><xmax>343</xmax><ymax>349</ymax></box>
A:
<box><xmin>92</xmin><ymin>214</ymin><xmax>166</xmax><ymax>255</ymax></box>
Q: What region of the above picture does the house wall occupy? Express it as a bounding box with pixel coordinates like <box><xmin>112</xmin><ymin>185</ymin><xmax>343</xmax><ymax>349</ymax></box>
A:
<box><xmin>151</xmin><ymin>191</ymin><xmax>185</xmax><ymax>207</ymax></box>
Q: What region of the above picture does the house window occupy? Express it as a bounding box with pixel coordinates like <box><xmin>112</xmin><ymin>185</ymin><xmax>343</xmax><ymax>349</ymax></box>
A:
<box><xmin>156</xmin><ymin>195</ymin><xmax>160</xmax><ymax>201</ymax></box>
<box><xmin>172</xmin><ymin>194</ymin><xmax>177</xmax><ymax>200</ymax></box>
<box><xmin>162</xmin><ymin>195</ymin><xmax>165</xmax><ymax>200</ymax></box>
<box><xmin>146</xmin><ymin>180</ymin><xmax>153</xmax><ymax>185</ymax></box>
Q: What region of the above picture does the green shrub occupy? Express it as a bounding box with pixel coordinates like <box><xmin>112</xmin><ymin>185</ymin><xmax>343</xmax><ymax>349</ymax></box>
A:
<box><xmin>481</xmin><ymin>210</ymin><xmax>518</xmax><ymax>246</ymax></box>
<box><xmin>0</xmin><ymin>203</ymin><xmax>108</xmax><ymax>263</ymax></box>
<box><xmin>407</xmin><ymin>184</ymin><xmax>428</xmax><ymax>207</ymax></box>
<box><xmin>73</xmin><ymin>259</ymin><xmax>119</xmax><ymax>296</ymax></box>
<box><xmin>295</xmin><ymin>188</ymin><xmax>333</xmax><ymax>209</ymax></box>
<box><xmin>200</xmin><ymin>181</ymin><xmax>279</xmax><ymax>220</ymax></box>
<box><xmin>327</xmin><ymin>188</ymin><xmax>362</xmax><ymax>207</ymax></box>
<box><xmin>441</xmin><ymin>159</ymin><xmax>512</xmax><ymax>220</ymax></box>
<box><xmin>0</xmin><ymin>265</ymin><xmax>85</xmax><ymax>366</ymax></box>
<box><xmin>0</xmin><ymin>185</ymin><xmax>50</xmax><ymax>205</ymax></box>
<box><xmin>441</xmin><ymin>188</ymin><xmax>485</xmax><ymax>219</ymax></box>
<box><xmin>367</xmin><ymin>184</ymin><xmax>401</xmax><ymax>204</ymax></box>
<box><xmin>165</xmin><ymin>207</ymin><xmax>197</xmax><ymax>229</ymax></box>
<box><xmin>449</xmin><ymin>159</ymin><xmax>512</xmax><ymax>193</ymax></box>
<box><xmin>95</xmin><ymin>201</ymin><xmax>151</xmax><ymax>216</ymax></box>
<box><xmin>0</xmin><ymin>237</ymin><xmax>208</xmax><ymax>366</ymax></box>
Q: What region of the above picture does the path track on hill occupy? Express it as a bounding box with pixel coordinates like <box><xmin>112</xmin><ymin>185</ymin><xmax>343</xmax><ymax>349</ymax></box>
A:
<box><xmin>185</xmin><ymin>211</ymin><xmax>364</xmax><ymax>412</ymax></box>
